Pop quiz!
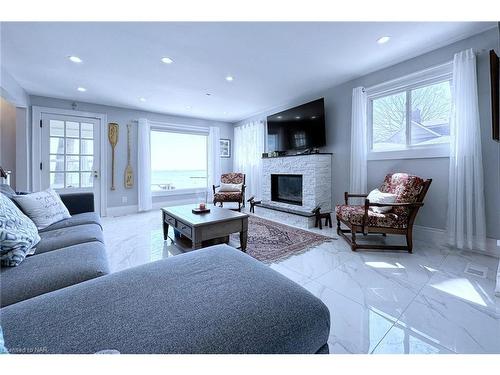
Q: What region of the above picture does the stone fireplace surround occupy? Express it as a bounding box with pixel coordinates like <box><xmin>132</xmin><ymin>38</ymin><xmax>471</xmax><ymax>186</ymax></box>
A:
<box><xmin>262</xmin><ymin>153</ymin><xmax>332</xmax><ymax>216</ymax></box>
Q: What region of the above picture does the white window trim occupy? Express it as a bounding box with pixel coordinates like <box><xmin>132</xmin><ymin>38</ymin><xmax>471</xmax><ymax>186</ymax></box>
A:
<box><xmin>366</xmin><ymin>62</ymin><xmax>452</xmax><ymax>161</ymax></box>
<box><xmin>149</xmin><ymin>122</ymin><xmax>209</xmax><ymax>196</ymax></box>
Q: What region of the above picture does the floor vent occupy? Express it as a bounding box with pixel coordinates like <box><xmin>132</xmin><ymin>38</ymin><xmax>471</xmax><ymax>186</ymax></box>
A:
<box><xmin>464</xmin><ymin>263</ymin><xmax>488</xmax><ymax>278</ymax></box>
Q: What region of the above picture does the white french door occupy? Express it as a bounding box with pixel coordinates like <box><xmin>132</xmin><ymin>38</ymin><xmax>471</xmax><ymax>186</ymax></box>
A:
<box><xmin>40</xmin><ymin>113</ymin><xmax>101</xmax><ymax>212</ymax></box>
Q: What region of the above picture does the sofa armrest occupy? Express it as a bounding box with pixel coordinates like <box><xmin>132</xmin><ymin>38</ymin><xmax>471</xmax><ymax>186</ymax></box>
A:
<box><xmin>60</xmin><ymin>193</ymin><xmax>95</xmax><ymax>215</ymax></box>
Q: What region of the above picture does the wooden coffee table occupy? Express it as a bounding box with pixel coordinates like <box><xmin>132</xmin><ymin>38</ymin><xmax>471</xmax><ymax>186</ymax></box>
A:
<box><xmin>162</xmin><ymin>205</ymin><xmax>249</xmax><ymax>251</ymax></box>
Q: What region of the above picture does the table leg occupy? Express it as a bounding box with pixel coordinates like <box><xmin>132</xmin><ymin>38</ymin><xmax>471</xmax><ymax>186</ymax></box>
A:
<box><xmin>162</xmin><ymin>212</ymin><xmax>169</xmax><ymax>241</ymax></box>
<box><xmin>192</xmin><ymin>241</ymin><xmax>203</xmax><ymax>250</ymax></box>
<box><xmin>240</xmin><ymin>230</ymin><xmax>248</xmax><ymax>252</ymax></box>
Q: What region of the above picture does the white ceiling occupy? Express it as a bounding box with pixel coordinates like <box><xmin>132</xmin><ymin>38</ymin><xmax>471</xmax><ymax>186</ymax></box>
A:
<box><xmin>1</xmin><ymin>22</ymin><xmax>495</xmax><ymax>122</ymax></box>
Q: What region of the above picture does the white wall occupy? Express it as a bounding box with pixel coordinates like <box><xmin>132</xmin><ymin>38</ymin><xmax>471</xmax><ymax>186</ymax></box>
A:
<box><xmin>29</xmin><ymin>96</ymin><xmax>234</xmax><ymax>211</ymax></box>
<box><xmin>235</xmin><ymin>28</ymin><xmax>500</xmax><ymax>248</ymax></box>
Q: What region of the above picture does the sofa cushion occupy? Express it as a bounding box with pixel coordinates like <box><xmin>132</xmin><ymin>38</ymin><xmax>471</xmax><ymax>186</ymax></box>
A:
<box><xmin>0</xmin><ymin>241</ymin><xmax>109</xmax><ymax>308</ymax></box>
<box><xmin>36</xmin><ymin>223</ymin><xmax>104</xmax><ymax>255</ymax></box>
<box><xmin>38</xmin><ymin>212</ymin><xmax>102</xmax><ymax>233</ymax></box>
<box><xmin>335</xmin><ymin>204</ymin><xmax>408</xmax><ymax>229</ymax></box>
<box><xmin>1</xmin><ymin>245</ymin><xmax>330</xmax><ymax>354</ymax></box>
<box><xmin>379</xmin><ymin>173</ymin><xmax>425</xmax><ymax>220</ymax></box>
<box><xmin>214</xmin><ymin>192</ymin><xmax>242</xmax><ymax>201</ymax></box>
<box><xmin>0</xmin><ymin>193</ymin><xmax>41</xmax><ymax>267</ymax></box>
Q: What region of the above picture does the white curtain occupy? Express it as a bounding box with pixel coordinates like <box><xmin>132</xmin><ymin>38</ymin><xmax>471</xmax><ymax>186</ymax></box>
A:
<box><xmin>234</xmin><ymin>120</ymin><xmax>265</xmax><ymax>199</ymax></box>
<box><xmin>446</xmin><ymin>48</ymin><xmax>486</xmax><ymax>251</ymax></box>
<box><xmin>137</xmin><ymin>118</ymin><xmax>152</xmax><ymax>212</ymax></box>
<box><xmin>207</xmin><ymin>126</ymin><xmax>221</xmax><ymax>201</ymax></box>
<box><xmin>349</xmin><ymin>87</ymin><xmax>368</xmax><ymax>201</ymax></box>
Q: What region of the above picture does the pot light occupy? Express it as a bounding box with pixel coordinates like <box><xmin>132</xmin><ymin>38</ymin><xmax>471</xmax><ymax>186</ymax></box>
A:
<box><xmin>206</xmin><ymin>93</ymin><xmax>212</xmax><ymax>96</ymax></box>
<box><xmin>225</xmin><ymin>75</ymin><xmax>234</xmax><ymax>82</ymax></box>
<box><xmin>311</xmin><ymin>116</ymin><xmax>316</xmax><ymax>119</ymax></box>
<box><xmin>77</xmin><ymin>87</ymin><xmax>87</xmax><ymax>92</ymax></box>
<box><xmin>377</xmin><ymin>36</ymin><xmax>391</xmax><ymax>44</ymax></box>
<box><xmin>295</xmin><ymin>116</ymin><xmax>301</xmax><ymax>119</ymax></box>
<box><xmin>161</xmin><ymin>56</ymin><xmax>174</xmax><ymax>64</ymax></box>
<box><xmin>277</xmin><ymin>116</ymin><xmax>282</xmax><ymax>119</ymax></box>
<box><xmin>68</xmin><ymin>55</ymin><xmax>83</xmax><ymax>63</ymax></box>
<box><xmin>139</xmin><ymin>97</ymin><xmax>146</xmax><ymax>102</ymax></box>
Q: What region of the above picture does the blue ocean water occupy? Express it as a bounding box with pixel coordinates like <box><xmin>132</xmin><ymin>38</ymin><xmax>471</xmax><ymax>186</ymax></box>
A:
<box><xmin>151</xmin><ymin>170</ymin><xmax>207</xmax><ymax>191</ymax></box>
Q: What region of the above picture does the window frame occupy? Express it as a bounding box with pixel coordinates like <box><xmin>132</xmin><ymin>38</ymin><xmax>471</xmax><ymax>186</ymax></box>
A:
<box><xmin>149</xmin><ymin>124</ymin><xmax>209</xmax><ymax>197</ymax></box>
<box><xmin>366</xmin><ymin>62</ymin><xmax>453</xmax><ymax>160</ymax></box>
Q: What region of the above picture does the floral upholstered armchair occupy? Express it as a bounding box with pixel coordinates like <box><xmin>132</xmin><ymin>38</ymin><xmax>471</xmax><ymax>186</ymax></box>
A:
<box><xmin>336</xmin><ymin>173</ymin><xmax>432</xmax><ymax>253</ymax></box>
<box><xmin>213</xmin><ymin>173</ymin><xmax>246</xmax><ymax>211</ymax></box>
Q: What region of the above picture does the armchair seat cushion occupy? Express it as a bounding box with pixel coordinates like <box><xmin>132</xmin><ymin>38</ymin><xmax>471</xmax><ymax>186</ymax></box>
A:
<box><xmin>335</xmin><ymin>205</ymin><xmax>408</xmax><ymax>229</ymax></box>
<box><xmin>214</xmin><ymin>192</ymin><xmax>243</xmax><ymax>202</ymax></box>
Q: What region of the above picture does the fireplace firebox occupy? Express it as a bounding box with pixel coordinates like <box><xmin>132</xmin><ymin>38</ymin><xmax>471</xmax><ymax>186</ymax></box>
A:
<box><xmin>271</xmin><ymin>174</ymin><xmax>303</xmax><ymax>206</ymax></box>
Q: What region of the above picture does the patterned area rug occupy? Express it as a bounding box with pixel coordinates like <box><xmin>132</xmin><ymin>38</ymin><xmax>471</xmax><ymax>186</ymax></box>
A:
<box><xmin>230</xmin><ymin>215</ymin><xmax>334</xmax><ymax>264</ymax></box>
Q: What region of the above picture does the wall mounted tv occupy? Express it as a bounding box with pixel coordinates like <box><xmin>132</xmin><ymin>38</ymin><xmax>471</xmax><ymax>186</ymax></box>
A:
<box><xmin>266</xmin><ymin>98</ymin><xmax>326</xmax><ymax>152</ymax></box>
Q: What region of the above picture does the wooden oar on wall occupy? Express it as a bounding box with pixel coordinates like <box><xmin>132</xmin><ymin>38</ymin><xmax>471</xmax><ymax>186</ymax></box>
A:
<box><xmin>124</xmin><ymin>124</ymin><xmax>133</xmax><ymax>188</ymax></box>
<box><xmin>108</xmin><ymin>122</ymin><xmax>119</xmax><ymax>191</ymax></box>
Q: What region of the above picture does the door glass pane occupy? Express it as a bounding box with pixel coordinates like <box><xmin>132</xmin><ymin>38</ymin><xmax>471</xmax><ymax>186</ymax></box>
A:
<box><xmin>66</xmin><ymin>156</ymin><xmax>80</xmax><ymax>171</ymax></box>
<box><xmin>410</xmin><ymin>81</ymin><xmax>451</xmax><ymax>145</ymax></box>
<box><xmin>66</xmin><ymin>138</ymin><xmax>80</xmax><ymax>154</ymax></box>
<box><xmin>80</xmin><ymin>156</ymin><xmax>94</xmax><ymax>171</ymax></box>
<box><xmin>49</xmin><ymin>154</ymin><xmax>65</xmax><ymax>172</ymax></box>
<box><xmin>50</xmin><ymin>173</ymin><xmax>64</xmax><ymax>188</ymax></box>
<box><xmin>50</xmin><ymin>137</ymin><xmax>65</xmax><ymax>154</ymax></box>
<box><xmin>80</xmin><ymin>172</ymin><xmax>93</xmax><ymax>188</ymax></box>
<box><xmin>81</xmin><ymin>123</ymin><xmax>94</xmax><ymax>139</ymax></box>
<box><xmin>372</xmin><ymin>91</ymin><xmax>407</xmax><ymax>150</ymax></box>
<box><xmin>65</xmin><ymin>172</ymin><xmax>80</xmax><ymax>188</ymax></box>
<box><xmin>66</xmin><ymin>122</ymin><xmax>80</xmax><ymax>138</ymax></box>
<box><xmin>49</xmin><ymin>120</ymin><xmax>64</xmax><ymax>137</ymax></box>
<box><xmin>81</xmin><ymin>139</ymin><xmax>93</xmax><ymax>155</ymax></box>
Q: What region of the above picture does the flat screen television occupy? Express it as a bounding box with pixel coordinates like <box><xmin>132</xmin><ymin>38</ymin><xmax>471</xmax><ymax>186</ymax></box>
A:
<box><xmin>266</xmin><ymin>98</ymin><xmax>326</xmax><ymax>152</ymax></box>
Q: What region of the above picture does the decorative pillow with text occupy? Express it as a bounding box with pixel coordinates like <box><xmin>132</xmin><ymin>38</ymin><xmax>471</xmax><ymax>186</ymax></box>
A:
<box><xmin>13</xmin><ymin>189</ymin><xmax>71</xmax><ymax>230</ymax></box>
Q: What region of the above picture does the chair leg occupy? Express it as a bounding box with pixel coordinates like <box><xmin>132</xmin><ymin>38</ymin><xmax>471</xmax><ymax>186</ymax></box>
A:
<box><xmin>336</xmin><ymin>217</ymin><xmax>341</xmax><ymax>235</ymax></box>
<box><xmin>238</xmin><ymin>202</ymin><xmax>241</xmax><ymax>212</ymax></box>
<box><xmin>406</xmin><ymin>230</ymin><xmax>413</xmax><ymax>254</ymax></box>
<box><xmin>350</xmin><ymin>231</ymin><xmax>357</xmax><ymax>251</ymax></box>
<box><xmin>328</xmin><ymin>214</ymin><xmax>332</xmax><ymax>228</ymax></box>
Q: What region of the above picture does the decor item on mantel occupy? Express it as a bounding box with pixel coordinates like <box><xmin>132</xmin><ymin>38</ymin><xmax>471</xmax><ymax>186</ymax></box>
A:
<box><xmin>108</xmin><ymin>122</ymin><xmax>119</xmax><ymax>191</ymax></box>
<box><xmin>229</xmin><ymin>215</ymin><xmax>334</xmax><ymax>264</ymax></box>
<box><xmin>124</xmin><ymin>124</ymin><xmax>133</xmax><ymax>189</ymax></box>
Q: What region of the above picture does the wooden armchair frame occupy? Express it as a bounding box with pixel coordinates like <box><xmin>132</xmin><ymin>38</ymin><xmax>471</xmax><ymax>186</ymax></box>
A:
<box><xmin>336</xmin><ymin>179</ymin><xmax>432</xmax><ymax>253</ymax></box>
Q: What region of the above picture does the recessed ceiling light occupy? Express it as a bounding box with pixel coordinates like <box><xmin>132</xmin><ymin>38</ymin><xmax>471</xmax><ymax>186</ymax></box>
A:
<box><xmin>311</xmin><ymin>116</ymin><xmax>316</xmax><ymax>119</ymax></box>
<box><xmin>68</xmin><ymin>55</ymin><xmax>83</xmax><ymax>63</ymax></box>
<box><xmin>225</xmin><ymin>75</ymin><xmax>234</xmax><ymax>82</ymax></box>
<box><xmin>206</xmin><ymin>93</ymin><xmax>212</xmax><ymax>96</ymax></box>
<box><xmin>295</xmin><ymin>116</ymin><xmax>301</xmax><ymax>119</ymax></box>
<box><xmin>161</xmin><ymin>57</ymin><xmax>174</xmax><ymax>64</ymax></box>
<box><xmin>377</xmin><ymin>36</ymin><xmax>391</xmax><ymax>44</ymax></box>
<box><xmin>277</xmin><ymin>116</ymin><xmax>282</xmax><ymax>119</ymax></box>
<box><xmin>186</xmin><ymin>105</ymin><xmax>192</xmax><ymax>109</ymax></box>
<box><xmin>139</xmin><ymin>97</ymin><xmax>146</xmax><ymax>102</ymax></box>
<box><xmin>77</xmin><ymin>87</ymin><xmax>87</xmax><ymax>92</ymax></box>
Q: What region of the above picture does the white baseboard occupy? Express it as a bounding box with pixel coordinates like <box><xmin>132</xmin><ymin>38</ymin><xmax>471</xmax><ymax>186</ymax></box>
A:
<box><xmin>106</xmin><ymin>205</ymin><xmax>139</xmax><ymax>217</ymax></box>
<box><xmin>414</xmin><ymin>225</ymin><xmax>500</xmax><ymax>258</ymax></box>
<box><xmin>106</xmin><ymin>198</ymin><xmax>198</xmax><ymax>217</ymax></box>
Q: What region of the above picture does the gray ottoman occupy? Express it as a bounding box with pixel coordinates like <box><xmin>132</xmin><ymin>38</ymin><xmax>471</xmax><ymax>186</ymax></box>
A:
<box><xmin>1</xmin><ymin>245</ymin><xmax>330</xmax><ymax>354</ymax></box>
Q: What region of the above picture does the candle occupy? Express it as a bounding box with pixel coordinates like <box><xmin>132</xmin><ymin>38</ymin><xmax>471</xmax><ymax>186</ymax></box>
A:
<box><xmin>199</xmin><ymin>202</ymin><xmax>206</xmax><ymax>210</ymax></box>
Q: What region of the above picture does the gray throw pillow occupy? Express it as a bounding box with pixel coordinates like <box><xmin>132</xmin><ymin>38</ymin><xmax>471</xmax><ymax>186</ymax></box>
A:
<box><xmin>0</xmin><ymin>193</ymin><xmax>41</xmax><ymax>267</ymax></box>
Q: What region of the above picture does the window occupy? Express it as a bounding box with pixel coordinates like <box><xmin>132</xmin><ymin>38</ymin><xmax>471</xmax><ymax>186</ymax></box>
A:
<box><xmin>368</xmin><ymin>64</ymin><xmax>452</xmax><ymax>159</ymax></box>
<box><xmin>150</xmin><ymin>130</ymin><xmax>208</xmax><ymax>193</ymax></box>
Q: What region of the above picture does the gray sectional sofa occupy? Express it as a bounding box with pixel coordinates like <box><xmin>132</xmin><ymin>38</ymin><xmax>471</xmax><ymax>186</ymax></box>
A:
<box><xmin>1</xmin><ymin>191</ymin><xmax>109</xmax><ymax>308</ymax></box>
<box><xmin>1</xmin><ymin>188</ymin><xmax>330</xmax><ymax>354</ymax></box>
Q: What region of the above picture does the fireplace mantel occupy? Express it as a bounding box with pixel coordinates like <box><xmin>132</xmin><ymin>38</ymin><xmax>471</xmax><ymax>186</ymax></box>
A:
<box><xmin>262</xmin><ymin>153</ymin><xmax>332</xmax><ymax>215</ymax></box>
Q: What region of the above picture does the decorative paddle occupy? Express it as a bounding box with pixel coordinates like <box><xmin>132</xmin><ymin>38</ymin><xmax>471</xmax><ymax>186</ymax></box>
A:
<box><xmin>108</xmin><ymin>122</ymin><xmax>119</xmax><ymax>191</ymax></box>
<box><xmin>124</xmin><ymin>124</ymin><xmax>133</xmax><ymax>188</ymax></box>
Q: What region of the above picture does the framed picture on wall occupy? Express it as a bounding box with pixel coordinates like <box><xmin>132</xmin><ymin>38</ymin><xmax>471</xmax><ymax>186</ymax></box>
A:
<box><xmin>220</xmin><ymin>139</ymin><xmax>231</xmax><ymax>158</ymax></box>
